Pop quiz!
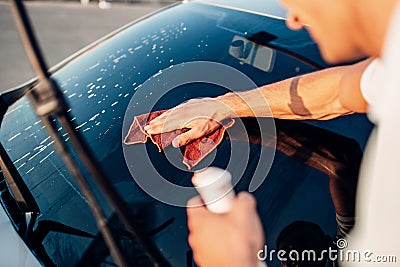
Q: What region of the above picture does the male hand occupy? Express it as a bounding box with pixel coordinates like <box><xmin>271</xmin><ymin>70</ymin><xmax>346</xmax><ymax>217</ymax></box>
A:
<box><xmin>144</xmin><ymin>97</ymin><xmax>236</xmax><ymax>147</ymax></box>
<box><xmin>187</xmin><ymin>192</ymin><xmax>264</xmax><ymax>267</ymax></box>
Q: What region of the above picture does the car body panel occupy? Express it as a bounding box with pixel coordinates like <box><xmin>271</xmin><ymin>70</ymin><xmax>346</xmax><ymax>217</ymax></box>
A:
<box><xmin>193</xmin><ymin>0</ymin><xmax>287</xmax><ymax>19</ymax></box>
<box><xmin>0</xmin><ymin>205</ymin><xmax>42</xmax><ymax>267</ymax></box>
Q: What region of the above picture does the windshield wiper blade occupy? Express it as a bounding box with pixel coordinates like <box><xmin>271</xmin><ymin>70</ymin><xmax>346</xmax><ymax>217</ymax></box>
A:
<box><xmin>0</xmin><ymin>143</ymin><xmax>39</xmax><ymax>239</ymax></box>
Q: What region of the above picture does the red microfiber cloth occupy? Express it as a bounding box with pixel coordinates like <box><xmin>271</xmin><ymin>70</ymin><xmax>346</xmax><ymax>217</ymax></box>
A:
<box><xmin>124</xmin><ymin>110</ymin><xmax>234</xmax><ymax>170</ymax></box>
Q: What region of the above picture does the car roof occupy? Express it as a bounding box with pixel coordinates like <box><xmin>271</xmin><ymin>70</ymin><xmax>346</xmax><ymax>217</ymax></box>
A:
<box><xmin>191</xmin><ymin>0</ymin><xmax>287</xmax><ymax>19</ymax></box>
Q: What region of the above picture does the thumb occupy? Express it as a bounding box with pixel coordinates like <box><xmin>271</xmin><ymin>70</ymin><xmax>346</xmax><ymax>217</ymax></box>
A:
<box><xmin>232</xmin><ymin>192</ymin><xmax>257</xmax><ymax>215</ymax></box>
<box><xmin>187</xmin><ymin>196</ymin><xmax>208</xmax><ymax>229</ymax></box>
<box><xmin>232</xmin><ymin>192</ymin><xmax>265</xmax><ymax>248</ymax></box>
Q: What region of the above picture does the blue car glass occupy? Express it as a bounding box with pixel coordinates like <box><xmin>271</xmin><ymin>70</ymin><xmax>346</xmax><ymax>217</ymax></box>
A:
<box><xmin>0</xmin><ymin>2</ymin><xmax>373</xmax><ymax>266</ymax></box>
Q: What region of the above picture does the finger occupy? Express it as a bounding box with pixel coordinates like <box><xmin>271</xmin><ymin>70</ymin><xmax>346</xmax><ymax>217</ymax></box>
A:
<box><xmin>187</xmin><ymin>196</ymin><xmax>208</xmax><ymax>228</ymax></box>
<box><xmin>187</xmin><ymin>232</ymin><xmax>196</xmax><ymax>251</ymax></box>
<box><xmin>232</xmin><ymin>192</ymin><xmax>257</xmax><ymax>215</ymax></box>
<box><xmin>144</xmin><ymin>121</ymin><xmax>164</xmax><ymax>134</ymax></box>
<box><xmin>146</xmin><ymin>110</ymin><xmax>190</xmax><ymax>134</ymax></box>
<box><xmin>144</xmin><ymin>111</ymin><xmax>171</xmax><ymax>134</ymax></box>
<box><xmin>172</xmin><ymin>128</ymin><xmax>206</xmax><ymax>148</ymax></box>
<box><xmin>186</xmin><ymin>195</ymin><xmax>207</xmax><ymax>216</ymax></box>
<box><xmin>235</xmin><ymin>192</ymin><xmax>265</xmax><ymax>248</ymax></box>
<box><xmin>172</xmin><ymin>118</ymin><xmax>222</xmax><ymax>147</ymax></box>
<box><xmin>187</xmin><ymin>195</ymin><xmax>203</xmax><ymax>207</ymax></box>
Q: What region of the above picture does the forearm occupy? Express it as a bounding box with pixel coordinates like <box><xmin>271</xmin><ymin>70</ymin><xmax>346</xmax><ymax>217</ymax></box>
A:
<box><xmin>218</xmin><ymin>61</ymin><xmax>370</xmax><ymax>120</ymax></box>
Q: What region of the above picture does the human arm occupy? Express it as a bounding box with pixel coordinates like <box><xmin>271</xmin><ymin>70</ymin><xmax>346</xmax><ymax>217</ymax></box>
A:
<box><xmin>187</xmin><ymin>192</ymin><xmax>264</xmax><ymax>267</ymax></box>
<box><xmin>145</xmin><ymin>58</ymin><xmax>372</xmax><ymax>147</ymax></box>
<box><xmin>221</xmin><ymin>58</ymin><xmax>371</xmax><ymax>119</ymax></box>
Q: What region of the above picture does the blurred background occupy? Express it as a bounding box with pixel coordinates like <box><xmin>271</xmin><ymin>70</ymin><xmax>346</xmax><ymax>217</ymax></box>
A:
<box><xmin>0</xmin><ymin>0</ymin><xmax>174</xmax><ymax>91</ymax></box>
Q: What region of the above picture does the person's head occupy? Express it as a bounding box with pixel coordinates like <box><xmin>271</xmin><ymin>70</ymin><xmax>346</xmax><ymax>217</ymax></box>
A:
<box><xmin>276</xmin><ymin>221</ymin><xmax>331</xmax><ymax>267</ymax></box>
<box><xmin>279</xmin><ymin>0</ymin><xmax>396</xmax><ymax>63</ymax></box>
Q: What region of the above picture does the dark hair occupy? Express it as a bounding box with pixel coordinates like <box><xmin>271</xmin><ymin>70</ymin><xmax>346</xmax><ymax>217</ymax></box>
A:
<box><xmin>276</xmin><ymin>221</ymin><xmax>332</xmax><ymax>267</ymax></box>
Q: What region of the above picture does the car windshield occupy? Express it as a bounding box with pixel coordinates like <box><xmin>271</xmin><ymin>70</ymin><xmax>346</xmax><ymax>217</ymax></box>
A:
<box><xmin>0</xmin><ymin>2</ymin><xmax>372</xmax><ymax>267</ymax></box>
